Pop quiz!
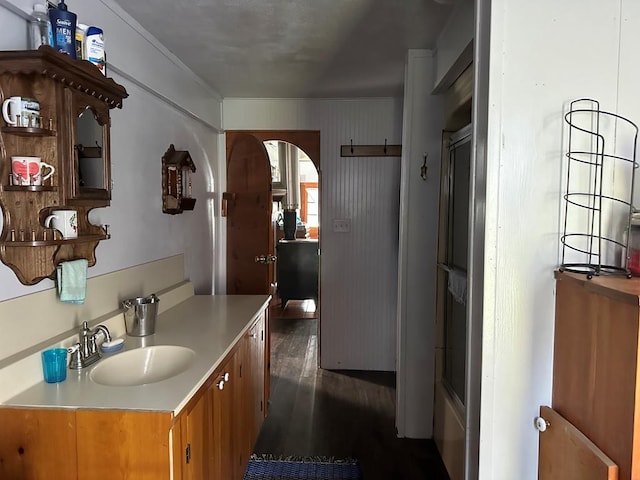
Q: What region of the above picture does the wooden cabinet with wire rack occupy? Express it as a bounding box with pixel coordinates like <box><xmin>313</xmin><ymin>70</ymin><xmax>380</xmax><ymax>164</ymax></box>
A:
<box><xmin>0</xmin><ymin>47</ymin><xmax>127</xmax><ymax>285</ymax></box>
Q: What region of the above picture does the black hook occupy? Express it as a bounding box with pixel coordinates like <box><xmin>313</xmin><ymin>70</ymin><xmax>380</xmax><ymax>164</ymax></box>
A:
<box><xmin>420</xmin><ymin>153</ymin><xmax>428</xmax><ymax>181</ymax></box>
<box><xmin>384</xmin><ymin>139</ymin><xmax>387</xmax><ymax>154</ymax></box>
<box><xmin>350</xmin><ymin>139</ymin><xmax>353</xmax><ymax>154</ymax></box>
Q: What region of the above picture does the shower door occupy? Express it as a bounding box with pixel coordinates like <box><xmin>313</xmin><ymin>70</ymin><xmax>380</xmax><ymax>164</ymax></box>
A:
<box><xmin>444</xmin><ymin>125</ymin><xmax>471</xmax><ymax>405</ymax></box>
<box><xmin>434</xmin><ymin>123</ymin><xmax>472</xmax><ymax>480</ymax></box>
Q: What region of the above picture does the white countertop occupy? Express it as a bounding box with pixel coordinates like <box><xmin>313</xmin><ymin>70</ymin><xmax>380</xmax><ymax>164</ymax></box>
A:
<box><xmin>2</xmin><ymin>295</ymin><xmax>270</xmax><ymax>415</ymax></box>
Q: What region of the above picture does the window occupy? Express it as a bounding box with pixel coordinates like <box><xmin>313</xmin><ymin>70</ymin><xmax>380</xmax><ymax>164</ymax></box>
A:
<box><xmin>300</xmin><ymin>182</ymin><xmax>318</xmax><ymax>239</ymax></box>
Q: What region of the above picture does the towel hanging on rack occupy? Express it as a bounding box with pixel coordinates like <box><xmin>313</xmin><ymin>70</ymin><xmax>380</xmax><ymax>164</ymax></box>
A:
<box><xmin>56</xmin><ymin>259</ymin><xmax>88</xmax><ymax>304</ymax></box>
<box><xmin>447</xmin><ymin>268</ymin><xmax>467</xmax><ymax>305</ymax></box>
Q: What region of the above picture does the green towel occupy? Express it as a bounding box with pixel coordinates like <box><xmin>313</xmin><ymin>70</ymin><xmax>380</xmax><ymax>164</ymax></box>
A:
<box><xmin>56</xmin><ymin>259</ymin><xmax>88</xmax><ymax>304</ymax></box>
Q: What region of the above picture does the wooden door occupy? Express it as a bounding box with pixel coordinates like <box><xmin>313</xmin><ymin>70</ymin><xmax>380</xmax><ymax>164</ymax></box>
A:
<box><xmin>538</xmin><ymin>406</ymin><xmax>618</xmax><ymax>480</ymax></box>
<box><xmin>226</xmin><ymin>133</ymin><xmax>273</xmax><ymax>294</ymax></box>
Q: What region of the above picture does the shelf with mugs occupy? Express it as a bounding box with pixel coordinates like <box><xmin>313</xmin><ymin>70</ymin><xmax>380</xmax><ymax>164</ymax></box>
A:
<box><xmin>0</xmin><ymin>47</ymin><xmax>127</xmax><ymax>285</ymax></box>
<box><xmin>1</xmin><ymin>126</ymin><xmax>56</xmax><ymax>137</ymax></box>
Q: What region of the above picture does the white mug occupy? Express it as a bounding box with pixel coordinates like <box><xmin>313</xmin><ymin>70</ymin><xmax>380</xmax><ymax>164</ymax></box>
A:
<box><xmin>45</xmin><ymin>210</ymin><xmax>78</xmax><ymax>239</ymax></box>
<box><xmin>2</xmin><ymin>96</ymin><xmax>40</xmax><ymax>127</ymax></box>
<box><xmin>11</xmin><ymin>156</ymin><xmax>55</xmax><ymax>186</ymax></box>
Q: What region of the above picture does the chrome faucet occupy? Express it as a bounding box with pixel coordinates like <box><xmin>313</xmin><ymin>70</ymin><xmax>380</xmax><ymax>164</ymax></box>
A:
<box><xmin>68</xmin><ymin>321</ymin><xmax>111</xmax><ymax>369</ymax></box>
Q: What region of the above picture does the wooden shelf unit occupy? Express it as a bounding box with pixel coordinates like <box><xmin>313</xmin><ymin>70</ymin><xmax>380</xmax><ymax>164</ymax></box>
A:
<box><xmin>0</xmin><ymin>47</ymin><xmax>127</xmax><ymax>285</ymax></box>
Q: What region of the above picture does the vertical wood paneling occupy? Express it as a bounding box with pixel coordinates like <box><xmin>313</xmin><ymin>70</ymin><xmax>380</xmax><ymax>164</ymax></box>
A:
<box><xmin>224</xmin><ymin>98</ymin><xmax>403</xmax><ymax>370</ymax></box>
<box><xmin>314</xmin><ymin>100</ymin><xmax>402</xmax><ymax>371</ymax></box>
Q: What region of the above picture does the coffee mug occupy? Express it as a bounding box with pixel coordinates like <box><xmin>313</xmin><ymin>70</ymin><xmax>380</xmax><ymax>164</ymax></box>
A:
<box><xmin>11</xmin><ymin>156</ymin><xmax>55</xmax><ymax>186</ymax></box>
<box><xmin>2</xmin><ymin>96</ymin><xmax>40</xmax><ymax>127</ymax></box>
<box><xmin>45</xmin><ymin>210</ymin><xmax>78</xmax><ymax>239</ymax></box>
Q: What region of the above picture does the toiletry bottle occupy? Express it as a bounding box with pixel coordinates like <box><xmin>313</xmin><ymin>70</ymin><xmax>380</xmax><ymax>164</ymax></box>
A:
<box><xmin>28</xmin><ymin>3</ymin><xmax>53</xmax><ymax>50</ymax></box>
<box><xmin>75</xmin><ymin>23</ymin><xmax>88</xmax><ymax>60</ymax></box>
<box><xmin>49</xmin><ymin>0</ymin><xmax>77</xmax><ymax>58</ymax></box>
<box><xmin>85</xmin><ymin>26</ymin><xmax>105</xmax><ymax>75</ymax></box>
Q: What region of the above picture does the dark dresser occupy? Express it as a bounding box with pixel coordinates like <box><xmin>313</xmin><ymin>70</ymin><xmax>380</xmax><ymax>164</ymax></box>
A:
<box><xmin>276</xmin><ymin>239</ymin><xmax>319</xmax><ymax>307</ymax></box>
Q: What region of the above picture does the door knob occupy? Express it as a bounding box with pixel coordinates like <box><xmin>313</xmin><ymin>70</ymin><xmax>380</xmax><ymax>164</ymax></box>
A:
<box><xmin>534</xmin><ymin>416</ymin><xmax>550</xmax><ymax>432</ymax></box>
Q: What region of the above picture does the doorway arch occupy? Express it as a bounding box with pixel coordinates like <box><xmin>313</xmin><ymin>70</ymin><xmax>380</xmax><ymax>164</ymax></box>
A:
<box><xmin>225</xmin><ymin>129</ymin><xmax>322</xmax><ymax>357</ymax></box>
<box><xmin>225</xmin><ymin>130</ymin><xmax>320</xmax><ymax>170</ymax></box>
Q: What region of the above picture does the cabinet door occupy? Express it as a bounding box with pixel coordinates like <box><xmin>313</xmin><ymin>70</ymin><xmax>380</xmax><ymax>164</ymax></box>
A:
<box><xmin>181</xmin><ymin>387</ymin><xmax>213</xmax><ymax>480</ymax></box>
<box><xmin>554</xmin><ymin>275</ymin><xmax>639</xmax><ymax>479</ymax></box>
<box><xmin>76</xmin><ymin>410</ymin><xmax>173</xmax><ymax>480</ymax></box>
<box><xmin>538</xmin><ymin>406</ymin><xmax>618</xmax><ymax>480</ymax></box>
<box><xmin>236</xmin><ymin>332</ymin><xmax>252</xmax><ymax>477</ymax></box>
<box><xmin>0</xmin><ymin>408</ymin><xmax>77</xmax><ymax>480</ymax></box>
<box><xmin>213</xmin><ymin>352</ymin><xmax>237</xmax><ymax>480</ymax></box>
<box><xmin>236</xmin><ymin>314</ymin><xmax>267</xmax><ymax>477</ymax></box>
<box><xmin>249</xmin><ymin>315</ymin><xmax>266</xmax><ymax>433</ymax></box>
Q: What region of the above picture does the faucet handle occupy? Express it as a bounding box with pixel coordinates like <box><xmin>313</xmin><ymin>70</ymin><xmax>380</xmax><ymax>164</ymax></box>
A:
<box><xmin>93</xmin><ymin>325</ymin><xmax>111</xmax><ymax>343</ymax></box>
<box><xmin>68</xmin><ymin>343</ymin><xmax>82</xmax><ymax>369</ymax></box>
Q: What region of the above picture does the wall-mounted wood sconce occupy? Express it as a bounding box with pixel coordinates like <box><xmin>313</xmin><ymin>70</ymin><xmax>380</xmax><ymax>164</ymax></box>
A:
<box><xmin>162</xmin><ymin>144</ymin><xmax>196</xmax><ymax>214</ymax></box>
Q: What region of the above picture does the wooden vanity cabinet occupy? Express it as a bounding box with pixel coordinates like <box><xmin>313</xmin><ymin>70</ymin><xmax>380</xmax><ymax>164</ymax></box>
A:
<box><xmin>0</xmin><ymin>309</ymin><xmax>269</xmax><ymax>480</ymax></box>
<box><xmin>0</xmin><ymin>47</ymin><xmax>127</xmax><ymax>285</ymax></box>
<box><xmin>554</xmin><ymin>271</ymin><xmax>640</xmax><ymax>480</ymax></box>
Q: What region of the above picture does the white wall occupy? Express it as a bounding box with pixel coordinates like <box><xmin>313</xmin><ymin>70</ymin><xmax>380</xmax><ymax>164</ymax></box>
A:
<box><xmin>396</xmin><ymin>50</ymin><xmax>445</xmax><ymax>438</ymax></box>
<box><xmin>3</xmin><ymin>0</ymin><xmax>222</xmax><ymax>127</ymax></box>
<box><xmin>224</xmin><ymin>98</ymin><xmax>403</xmax><ymax>370</ymax></box>
<box><xmin>0</xmin><ymin>1</ymin><xmax>221</xmax><ymax>359</ymax></box>
<box><xmin>434</xmin><ymin>0</ymin><xmax>474</xmax><ymax>92</ymax></box>
<box><xmin>476</xmin><ymin>0</ymin><xmax>640</xmax><ymax>478</ymax></box>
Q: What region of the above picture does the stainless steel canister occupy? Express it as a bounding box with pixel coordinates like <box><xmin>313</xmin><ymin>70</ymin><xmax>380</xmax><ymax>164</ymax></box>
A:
<box><xmin>122</xmin><ymin>294</ymin><xmax>159</xmax><ymax>336</ymax></box>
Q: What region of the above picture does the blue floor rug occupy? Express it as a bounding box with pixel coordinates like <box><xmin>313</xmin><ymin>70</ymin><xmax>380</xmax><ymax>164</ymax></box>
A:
<box><xmin>243</xmin><ymin>454</ymin><xmax>362</xmax><ymax>480</ymax></box>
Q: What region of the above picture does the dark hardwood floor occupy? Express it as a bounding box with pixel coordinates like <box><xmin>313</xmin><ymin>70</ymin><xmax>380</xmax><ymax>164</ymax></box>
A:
<box><xmin>253</xmin><ymin>312</ymin><xmax>450</xmax><ymax>480</ymax></box>
<box><xmin>269</xmin><ymin>297</ymin><xmax>318</xmax><ymax>319</ymax></box>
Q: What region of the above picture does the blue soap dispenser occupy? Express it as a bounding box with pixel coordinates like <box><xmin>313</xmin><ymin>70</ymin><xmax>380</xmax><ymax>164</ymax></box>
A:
<box><xmin>49</xmin><ymin>0</ymin><xmax>77</xmax><ymax>58</ymax></box>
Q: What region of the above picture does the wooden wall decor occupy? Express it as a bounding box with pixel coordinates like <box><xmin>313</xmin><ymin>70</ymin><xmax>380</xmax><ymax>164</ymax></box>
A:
<box><xmin>162</xmin><ymin>144</ymin><xmax>196</xmax><ymax>214</ymax></box>
<box><xmin>0</xmin><ymin>47</ymin><xmax>127</xmax><ymax>285</ymax></box>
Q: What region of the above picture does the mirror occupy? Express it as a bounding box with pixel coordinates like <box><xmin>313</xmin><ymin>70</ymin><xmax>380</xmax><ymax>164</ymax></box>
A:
<box><xmin>76</xmin><ymin>109</ymin><xmax>105</xmax><ymax>189</ymax></box>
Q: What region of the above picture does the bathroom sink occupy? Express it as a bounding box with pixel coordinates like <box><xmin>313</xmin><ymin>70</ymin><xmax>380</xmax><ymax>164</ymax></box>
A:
<box><xmin>90</xmin><ymin>345</ymin><xmax>196</xmax><ymax>386</ymax></box>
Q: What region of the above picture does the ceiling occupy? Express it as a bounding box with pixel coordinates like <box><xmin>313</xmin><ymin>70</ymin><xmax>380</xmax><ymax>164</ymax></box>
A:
<box><xmin>113</xmin><ymin>0</ymin><xmax>455</xmax><ymax>98</ymax></box>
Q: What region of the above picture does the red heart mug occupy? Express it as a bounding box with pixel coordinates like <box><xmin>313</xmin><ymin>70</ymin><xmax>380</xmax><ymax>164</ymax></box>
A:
<box><xmin>11</xmin><ymin>156</ymin><xmax>55</xmax><ymax>186</ymax></box>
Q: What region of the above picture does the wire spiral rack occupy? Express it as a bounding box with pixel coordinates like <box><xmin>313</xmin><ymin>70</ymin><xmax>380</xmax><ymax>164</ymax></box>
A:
<box><xmin>560</xmin><ymin>98</ymin><xmax>638</xmax><ymax>279</ymax></box>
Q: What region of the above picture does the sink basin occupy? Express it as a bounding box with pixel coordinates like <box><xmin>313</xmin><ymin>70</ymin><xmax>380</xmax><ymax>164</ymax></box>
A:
<box><xmin>90</xmin><ymin>345</ymin><xmax>196</xmax><ymax>387</ymax></box>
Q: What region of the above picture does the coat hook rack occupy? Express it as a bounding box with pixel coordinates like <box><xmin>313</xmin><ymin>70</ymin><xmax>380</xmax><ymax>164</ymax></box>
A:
<box><xmin>340</xmin><ymin>139</ymin><xmax>402</xmax><ymax>158</ymax></box>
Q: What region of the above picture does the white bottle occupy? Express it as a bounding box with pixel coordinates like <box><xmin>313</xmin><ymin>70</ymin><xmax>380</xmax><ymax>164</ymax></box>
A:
<box><xmin>85</xmin><ymin>26</ymin><xmax>105</xmax><ymax>75</ymax></box>
<box><xmin>28</xmin><ymin>3</ymin><xmax>53</xmax><ymax>50</ymax></box>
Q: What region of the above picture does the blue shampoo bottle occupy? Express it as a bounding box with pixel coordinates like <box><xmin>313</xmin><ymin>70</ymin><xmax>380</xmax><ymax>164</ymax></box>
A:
<box><xmin>49</xmin><ymin>0</ymin><xmax>77</xmax><ymax>58</ymax></box>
